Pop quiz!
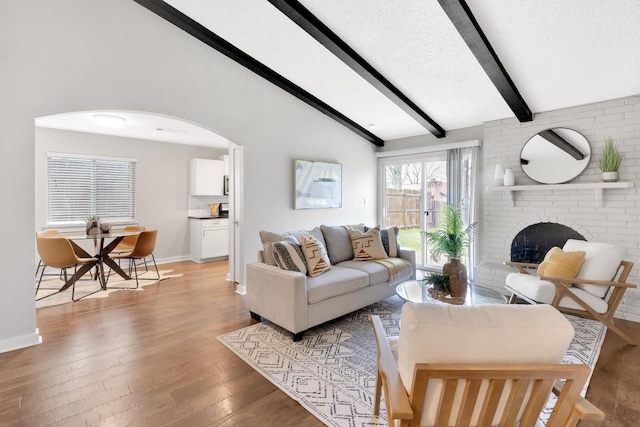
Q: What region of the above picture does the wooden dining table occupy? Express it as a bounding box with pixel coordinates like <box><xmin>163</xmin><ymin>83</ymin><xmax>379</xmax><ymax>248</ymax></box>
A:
<box><xmin>59</xmin><ymin>230</ymin><xmax>141</xmax><ymax>291</ymax></box>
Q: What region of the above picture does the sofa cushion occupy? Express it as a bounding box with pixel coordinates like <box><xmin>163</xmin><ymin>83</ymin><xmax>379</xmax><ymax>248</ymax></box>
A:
<box><xmin>365</xmin><ymin>225</ymin><xmax>400</xmax><ymax>257</ymax></box>
<box><xmin>300</xmin><ymin>235</ymin><xmax>331</xmax><ymax>277</ymax></box>
<box><xmin>563</xmin><ymin>239</ymin><xmax>623</xmax><ymax>298</ymax></box>
<box><xmin>335</xmin><ymin>260</ymin><xmax>390</xmax><ymax>285</ymax></box>
<box><xmin>537</xmin><ymin>247</ymin><xmax>586</xmax><ymax>285</ymax></box>
<box><xmin>260</xmin><ymin>227</ymin><xmax>326</xmax><ymax>265</ymax></box>
<box><xmin>506</xmin><ymin>272</ymin><xmax>608</xmax><ymax>314</ymax></box>
<box><xmin>306</xmin><ymin>266</ymin><xmax>369</xmax><ymax>304</ymax></box>
<box><xmin>321</xmin><ymin>225</ymin><xmax>357</xmax><ymax>264</ymax></box>
<box><xmin>349</xmin><ymin>228</ymin><xmax>389</xmax><ymax>261</ymax></box>
<box><xmin>272</xmin><ymin>237</ymin><xmax>307</xmax><ymax>274</ymax></box>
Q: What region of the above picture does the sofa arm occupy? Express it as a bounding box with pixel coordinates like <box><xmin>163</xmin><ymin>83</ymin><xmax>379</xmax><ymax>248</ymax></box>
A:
<box><xmin>246</xmin><ymin>262</ymin><xmax>309</xmax><ymax>334</ymax></box>
<box><xmin>398</xmin><ymin>248</ymin><xmax>416</xmax><ymax>280</ymax></box>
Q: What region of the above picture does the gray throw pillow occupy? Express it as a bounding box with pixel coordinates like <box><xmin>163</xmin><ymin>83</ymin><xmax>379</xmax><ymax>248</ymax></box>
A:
<box><xmin>320</xmin><ymin>225</ymin><xmax>356</xmax><ymax>264</ymax></box>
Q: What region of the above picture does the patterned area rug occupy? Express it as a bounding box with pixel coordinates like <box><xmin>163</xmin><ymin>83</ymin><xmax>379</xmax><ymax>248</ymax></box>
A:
<box><xmin>218</xmin><ymin>296</ymin><xmax>606</xmax><ymax>427</ymax></box>
<box><xmin>36</xmin><ymin>269</ymin><xmax>182</xmax><ymax>309</ymax></box>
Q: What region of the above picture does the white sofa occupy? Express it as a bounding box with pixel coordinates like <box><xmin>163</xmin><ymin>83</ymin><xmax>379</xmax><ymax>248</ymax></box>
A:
<box><xmin>246</xmin><ymin>224</ymin><xmax>416</xmax><ymax>341</ymax></box>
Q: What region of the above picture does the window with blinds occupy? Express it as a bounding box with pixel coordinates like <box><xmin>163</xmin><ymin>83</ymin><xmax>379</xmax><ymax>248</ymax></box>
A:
<box><xmin>47</xmin><ymin>153</ymin><xmax>137</xmax><ymax>225</ymax></box>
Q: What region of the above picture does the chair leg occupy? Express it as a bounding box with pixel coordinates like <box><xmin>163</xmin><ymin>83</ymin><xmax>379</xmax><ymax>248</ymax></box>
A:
<box><xmin>373</xmin><ymin>369</ymin><xmax>382</xmax><ymax>416</ymax></box>
<box><xmin>35</xmin><ymin>260</ymin><xmax>42</xmax><ymax>278</ymax></box>
<box><xmin>607</xmin><ymin>322</ymin><xmax>637</xmax><ymax>346</ymax></box>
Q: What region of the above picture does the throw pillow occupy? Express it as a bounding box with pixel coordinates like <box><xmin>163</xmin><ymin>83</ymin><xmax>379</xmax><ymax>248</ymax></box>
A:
<box><xmin>349</xmin><ymin>228</ymin><xmax>389</xmax><ymax>261</ymax></box>
<box><xmin>299</xmin><ymin>235</ymin><xmax>331</xmax><ymax>277</ymax></box>
<box><xmin>537</xmin><ymin>246</ymin><xmax>586</xmax><ymax>286</ymax></box>
<box><xmin>272</xmin><ymin>237</ymin><xmax>307</xmax><ymax>275</ymax></box>
<box><xmin>365</xmin><ymin>225</ymin><xmax>400</xmax><ymax>257</ymax></box>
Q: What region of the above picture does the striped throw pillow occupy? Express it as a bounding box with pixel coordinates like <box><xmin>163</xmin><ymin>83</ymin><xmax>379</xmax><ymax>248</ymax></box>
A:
<box><xmin>272</xmin><ymin>237</ymin><xmax>307</xmax><ymax>275</ymax></box>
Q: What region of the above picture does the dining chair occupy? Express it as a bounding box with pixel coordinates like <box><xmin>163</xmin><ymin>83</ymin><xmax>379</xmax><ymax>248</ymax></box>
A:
<box><xmin>371</xmin><ymin>303</ymin><xmax>604</xmax><ymax>427</ymax></box>
<box><xmin>36</xmin><ymin>236</ymin><xmax>100</xmax><ymax>302</ymax></box>
<box><xmin>108</xmin><ymin>229</ymin><xmax>159</xmax><ymax>289</ymax></box>
<box><xmin>35</xmin><ymin>230</ymin><xmax>60</xmax><ymax>278</ymax></box>
<box><xmin>112</xmin><ymin>225</ymin><xmax>146</xmax><ymax>272</ymax></box>
<box><xmin>112</xmin><ymin>225</ymin><xmax>146</xmax><ymax>254</ymax></box>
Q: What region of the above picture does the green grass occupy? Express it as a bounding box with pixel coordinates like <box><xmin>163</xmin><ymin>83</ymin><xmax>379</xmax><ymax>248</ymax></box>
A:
<box><xmin>398</xmin><ymin>228</ymin><xmax>422</xmax><ymax>251</ymax></box>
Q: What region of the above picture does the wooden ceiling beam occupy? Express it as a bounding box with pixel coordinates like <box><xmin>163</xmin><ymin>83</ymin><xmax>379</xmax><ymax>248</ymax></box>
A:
<box><xmin>268</xmin><ymin>0</ymin><xmax>446</xmax><ymax>138</ymax></box>
<box><xmin>438</xmin><ymin>0</ymin><xmax>533</xmax><ymax>122</ymax></box>
<box><xmin>131</xmin><ymin>0</ymin><xmax>384</xmax><ymax>146</ymax></box>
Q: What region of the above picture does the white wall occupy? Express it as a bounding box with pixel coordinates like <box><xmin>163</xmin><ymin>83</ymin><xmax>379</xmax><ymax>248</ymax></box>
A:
<box><xmin>0</xmin><ymin>0</ymin><xmax>377</xmax><ymax>352</ymax></box>
<box><xmin>475</xmin><ymin>95</ymin><xmax>640</xmax><ymax>321</ymax></box>
<box><xmin>35</xmin><ymin>127</ymin><xmax>225</xmax><ymax>262</ymax></box>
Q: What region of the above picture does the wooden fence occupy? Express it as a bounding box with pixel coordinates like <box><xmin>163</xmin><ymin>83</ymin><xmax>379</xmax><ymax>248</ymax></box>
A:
<box><xmin>385</xmin><ymin>189</ymin><xmax>445</xmax><ymax>229</ymax></box>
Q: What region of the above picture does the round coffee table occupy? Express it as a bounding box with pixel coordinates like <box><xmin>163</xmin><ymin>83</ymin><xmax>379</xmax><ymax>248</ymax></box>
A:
<box><xmin>396</xmin><ymin>280</ymin><xmax>507</xmax><ymax>306</ymax></box>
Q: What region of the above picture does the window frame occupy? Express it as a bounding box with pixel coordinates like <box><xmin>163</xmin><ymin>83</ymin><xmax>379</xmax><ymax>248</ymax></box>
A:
<box><xmin>46</xmin><ymin>152</ymin><xmax>137</xmax><ymax>227</ymax></box>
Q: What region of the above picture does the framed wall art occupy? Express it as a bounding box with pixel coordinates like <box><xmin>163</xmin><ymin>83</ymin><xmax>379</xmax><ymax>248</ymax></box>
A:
<box><xmin>294</xmin><ymin>159</ymin><xmax>342</xmax><ymax>209</ymax></box>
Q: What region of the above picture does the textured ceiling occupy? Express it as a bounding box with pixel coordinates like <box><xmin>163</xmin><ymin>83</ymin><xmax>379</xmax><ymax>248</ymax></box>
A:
<box><xmin>51</xmin><ymin>1</ymin><xmax>640</xmax><ymax>145</ymax></box>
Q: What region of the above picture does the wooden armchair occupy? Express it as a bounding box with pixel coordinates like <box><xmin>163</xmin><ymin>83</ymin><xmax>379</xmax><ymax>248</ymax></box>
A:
<box><xmin>505</xmin><ymin>239</ymin><xmax>637</xmax><ymax>345</ymax></box>
<box><xmin>371</xmin><ymin>304</ymin><xmax>604</xmax><ymax>427</ymax></box>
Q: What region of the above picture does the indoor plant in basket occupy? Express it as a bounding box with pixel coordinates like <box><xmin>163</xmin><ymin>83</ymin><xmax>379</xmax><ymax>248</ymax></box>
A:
<box><xmin>599</xmin><ymin>137</ymin><xmax>622</xmax><ymax>182</ymax></box>
<box><xmin>421</xmin><ymin>204</ymin><xmax>476</xmax><ymax>299</ymax></box>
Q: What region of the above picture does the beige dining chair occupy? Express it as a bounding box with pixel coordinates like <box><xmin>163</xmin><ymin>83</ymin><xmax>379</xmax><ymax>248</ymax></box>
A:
<box><xmin>35</xmin><ymin>230</ymin><xmax>60</xmax><ymax>279</ymax></box>
<box><xmin>108</xmin><ymin>229</ymin><xmax>159</xmax><ymax>288</ymax></box>
<box><xmin>112</xmin><ymin>225</ymin><xmax>146</xmax><ymax>254</ymax></box>
<box><xmin>36</xmin><ymin>235</ymin><xmax>100</xmax><ymax>301</ymax></box>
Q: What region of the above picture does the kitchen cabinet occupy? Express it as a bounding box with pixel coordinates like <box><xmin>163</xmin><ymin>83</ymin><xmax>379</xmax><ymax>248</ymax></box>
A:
<box><xmin>190</xmin><ymin>158</ymin><xmax>224</xmax><ymax>196</ymax></box>
<box><xmin>218</xmin><ymin>154</ymin><xmax>229</xmax><ymax>176</ymax></box>
<box><xmin>190</xmin><ymin>218</ymin><xmax>229</xmax><ymax>262</ymax></box>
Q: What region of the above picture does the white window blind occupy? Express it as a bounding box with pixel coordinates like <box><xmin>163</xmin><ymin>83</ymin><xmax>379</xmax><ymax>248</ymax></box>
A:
<box><xmin>47</xmin><ymin>153</ymin><xmax>136</xmax><ymax>225</ymax></box>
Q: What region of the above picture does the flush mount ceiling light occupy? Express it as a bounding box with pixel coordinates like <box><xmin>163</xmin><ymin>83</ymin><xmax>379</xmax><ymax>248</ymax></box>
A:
<box><xmin>93</xmin><ymin>114</ymin><xmax>126</xmax><ymax>129</ymax></box>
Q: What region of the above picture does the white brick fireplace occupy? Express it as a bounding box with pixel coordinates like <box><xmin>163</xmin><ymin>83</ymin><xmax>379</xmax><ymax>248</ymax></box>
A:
<box><xmin>474</xmin><ymin>95</ymin><xmax>640</xmax><ymax>322</ymax></box>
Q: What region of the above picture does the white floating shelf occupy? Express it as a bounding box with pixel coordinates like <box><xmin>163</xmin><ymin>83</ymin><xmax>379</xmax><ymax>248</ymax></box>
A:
<box><xmin>486</xmin><ymin>181</ymin><xmax>634</xmax><ymax>207</ymax></box>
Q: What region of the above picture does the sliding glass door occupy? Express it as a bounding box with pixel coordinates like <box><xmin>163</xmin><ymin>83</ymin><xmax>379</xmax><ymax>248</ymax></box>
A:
<box><xmin>381</xmin><ymin>153</ymin><xmax>447</xmax><ymax>269</ymax></box>
<box><xmin>380</xmin><ymin>147</ymin><xmax>477</xmax><ymax>272</ymax></box>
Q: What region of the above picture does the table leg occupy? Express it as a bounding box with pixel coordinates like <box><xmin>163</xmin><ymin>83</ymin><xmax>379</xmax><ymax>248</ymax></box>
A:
<box><xmin>101</xmin><ymin>236</ymin><xmax>131</xmax><ymax>283</ymax></box>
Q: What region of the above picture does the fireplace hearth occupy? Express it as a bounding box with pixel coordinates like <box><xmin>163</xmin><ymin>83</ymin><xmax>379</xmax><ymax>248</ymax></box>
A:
<box><xmin>510</xmin><ymin>223</ymin><xmax>586</xmax><ymax>264</ymax></box>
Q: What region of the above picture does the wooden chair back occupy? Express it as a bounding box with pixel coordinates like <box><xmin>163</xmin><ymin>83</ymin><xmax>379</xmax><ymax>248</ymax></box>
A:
<box><xmin>129</xmin><ymin>230</ymin><xmax>157</xmax><ymax>258</ymax></box>
<box><xmin>406</xmin><ymin>363</ymin><xmax>589</xmax><ymax>427</ymax></box>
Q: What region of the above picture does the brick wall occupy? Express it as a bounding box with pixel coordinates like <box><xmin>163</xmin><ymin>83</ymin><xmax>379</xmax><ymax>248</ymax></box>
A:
<box><xmin>475</xmin><ymin>95</ymin><xmax>640</xmax><ymax>321</ymax></box>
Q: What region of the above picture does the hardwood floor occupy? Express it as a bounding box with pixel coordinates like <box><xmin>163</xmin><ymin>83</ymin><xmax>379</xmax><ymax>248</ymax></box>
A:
<box><xmin>0</xmin><ymin>260</ymin><xmax>637</xmax><ymax>426</ymax></box>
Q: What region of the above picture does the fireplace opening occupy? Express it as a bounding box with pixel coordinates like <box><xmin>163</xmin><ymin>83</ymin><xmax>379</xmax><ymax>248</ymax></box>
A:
<box><xmin>510</xmin><ymin>223</ymin><xmax>586</xmax><ymax>264</ymax></box>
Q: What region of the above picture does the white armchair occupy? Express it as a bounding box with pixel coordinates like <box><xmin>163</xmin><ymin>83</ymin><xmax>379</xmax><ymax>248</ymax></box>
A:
<box><xmin>505</xmin><ymin>239</ymin><xmax>637</xmax><ymax>345</ymax></box>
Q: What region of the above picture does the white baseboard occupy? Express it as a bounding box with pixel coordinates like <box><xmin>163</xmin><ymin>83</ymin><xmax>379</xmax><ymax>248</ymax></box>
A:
<box><xmin>0</xmin><ymin>328</ymin><xmax>42</xmax><ymax>354</ymax></box>
<box><xmin>236</xmin><ymin>283</ymin><xmax>246</xmax><ymax>295</ymax></box>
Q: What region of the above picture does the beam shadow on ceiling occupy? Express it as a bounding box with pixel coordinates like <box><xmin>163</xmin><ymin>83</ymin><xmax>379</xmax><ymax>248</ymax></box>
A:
<box><xmin>132</xmin><ymin>0</ymin><xmax>384</xmax><ymax>146</ymax></box>
<box><xmin>268</xmin><ymin>0</ymin><xmax>446</xmax><ymax>138</ymax></box>
<box><xmin>438</xmin><ymin>0</ymin><xmax>533</xmax><ymax>122</ymax></box>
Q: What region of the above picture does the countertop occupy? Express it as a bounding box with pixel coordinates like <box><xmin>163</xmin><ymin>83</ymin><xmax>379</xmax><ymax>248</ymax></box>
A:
<box><xmin>188</xmin><ymin>215</ymin><xmax>229</xmax><ymax>219</ymax></box>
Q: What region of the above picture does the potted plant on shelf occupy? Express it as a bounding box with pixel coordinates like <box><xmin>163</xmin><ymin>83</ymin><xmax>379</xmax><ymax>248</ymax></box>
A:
<box><xmin>423</xmin><ymin>272</ymin><xmax>450</xmax><ymax>298</ymax></box>
<box><xmin>599</xmin><ymin>137</ymin><xmax>622</xmax><ymax>182</ymax></box>
<box><xmin>421</xmin><ymin>204</ymin><xmax>476</xmax><ymax>299</ymax></box>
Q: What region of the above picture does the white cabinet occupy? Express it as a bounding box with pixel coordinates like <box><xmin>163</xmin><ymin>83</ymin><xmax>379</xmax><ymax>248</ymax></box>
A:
<box><xmin>218</xmin><ymin>154</ymin><xmax>229</xmax><ymax>176</ymax></box>
<box><xmin>190</xmin><ymin>218</ymin><xmax>229</xmax><ymax>262</ymax></box>
<box><xmin>190</xmin><ymin>158</ymin><xmax>224</xmax><ymax>196</ymax></box>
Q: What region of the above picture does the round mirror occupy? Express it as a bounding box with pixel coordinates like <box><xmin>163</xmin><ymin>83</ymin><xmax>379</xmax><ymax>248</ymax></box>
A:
<box><xmin>520</xmin><ymin>128</ymin><xmax>591</xmax><ymax>184</ymax></box>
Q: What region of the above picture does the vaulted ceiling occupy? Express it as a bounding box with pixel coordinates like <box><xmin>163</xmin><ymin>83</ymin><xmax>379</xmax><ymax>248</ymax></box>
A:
<box><xmin>134</xmin><ymin>0</ymin><xmax>640</xmax><ymax>146</ymax></box>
